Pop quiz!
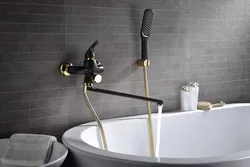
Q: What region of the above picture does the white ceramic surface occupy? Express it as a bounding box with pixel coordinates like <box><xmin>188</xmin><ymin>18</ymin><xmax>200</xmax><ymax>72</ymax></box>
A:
<box><xmin>63</xmin><ymin>103</ymin><xmax>250</xmax><ymax>167</ymax></box>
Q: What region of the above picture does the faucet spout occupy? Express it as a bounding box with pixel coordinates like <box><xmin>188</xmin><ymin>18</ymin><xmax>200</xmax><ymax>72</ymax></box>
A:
<box><xmin>87</xmin><ymin>87</ymin><xmax>164</xmax><ymax>106</ymax></box>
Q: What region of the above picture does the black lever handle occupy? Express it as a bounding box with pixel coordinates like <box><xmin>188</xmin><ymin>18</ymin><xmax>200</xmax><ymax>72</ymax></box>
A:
<box><xmin>89</xmin><ymin>40</ymin><xmax>99</xmax><ymax>51</ymax></box>
<box><xmin>85</xmin><ymin>40</ymin><xmax>99</xmax><ymax>59</ymax></box>
<box><xmin>60</xmin><ymin>40</ymin><xmax>103</xmax><ymax>78</ymax></box>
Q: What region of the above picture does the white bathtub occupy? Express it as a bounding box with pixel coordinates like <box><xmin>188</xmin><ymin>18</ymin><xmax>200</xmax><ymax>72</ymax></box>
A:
<box><xmin>63</xmin><ymin>103</ymin><xmax>250</xmax><ymax>167</ymax></box>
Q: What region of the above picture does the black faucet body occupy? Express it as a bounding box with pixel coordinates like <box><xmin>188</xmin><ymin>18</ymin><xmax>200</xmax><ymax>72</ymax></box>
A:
<box><xmin>67</xmin><ymin>59</ymin><xmax>104</xmax><ymax>75</ymax></box>
<box><xmin>61</xmin><ymin>40</ymin><xmax>104</xmax><ymax>76</ymax></box>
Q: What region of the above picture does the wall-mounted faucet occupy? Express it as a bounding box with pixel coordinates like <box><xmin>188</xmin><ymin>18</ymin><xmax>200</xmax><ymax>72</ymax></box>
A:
<box><xmin>59</xmin><ymin>40</ymin><xmax>104</xmax><ymax>83</ymax></box>
<box><xmin>59</xmin><ymin>40</ymin><xmax>164</xmax><ymax>105</ymax></box>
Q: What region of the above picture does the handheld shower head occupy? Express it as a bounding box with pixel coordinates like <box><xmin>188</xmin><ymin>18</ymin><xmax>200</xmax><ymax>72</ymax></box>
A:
<box><xmin>140</xmin><ymin>9</ymin><xmax>154</xmax><ymax>60</ymax></box>
<box><xmin>141</xmin><ymin>9</ymin><xmax>154</xmax><ymax>38</ymax></box>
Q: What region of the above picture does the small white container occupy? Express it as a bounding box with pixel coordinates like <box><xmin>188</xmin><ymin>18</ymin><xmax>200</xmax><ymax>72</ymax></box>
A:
<box><xmin>181</xmin><ymin>86</ymin><xmax>190</xmax><ymax>111</ymax></box>
<box><xmin>189</xmin><ymin>82</ymin><xmax>199</xmax><ymax>111</ymax></box>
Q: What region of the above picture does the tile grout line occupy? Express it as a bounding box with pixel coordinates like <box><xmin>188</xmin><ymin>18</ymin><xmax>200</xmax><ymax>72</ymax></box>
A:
<box><xmin>0</xmin><ymin>1</ymin><xmax>246</xmax><ymax>13</ymax></box>
<box><xmin>63</xmin><ymin>0</ymin><xmax>69</xmax><ymax>130</ymax></box>
<box><xmin>26</xmin><ymin>5</ymin><xmax>32</xmax><ymax>131</ymax></box>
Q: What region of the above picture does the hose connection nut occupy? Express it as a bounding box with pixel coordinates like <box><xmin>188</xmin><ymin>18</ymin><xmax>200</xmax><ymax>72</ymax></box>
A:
<box><xmin>136</xmin><ymin>59</ymin><xmax>150</xmax><ymax>67</ymax></box>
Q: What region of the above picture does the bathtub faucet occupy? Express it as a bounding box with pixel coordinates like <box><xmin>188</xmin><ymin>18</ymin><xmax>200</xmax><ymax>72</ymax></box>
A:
<box><xmin>60</xmin><ymin>40</ymin><xmax>164</xmax><ymax>105</ymax></box>
<box><xmin>59</xmin><ymin>40</ymin><xmax>104</xmax><ymax>83</ymax></box>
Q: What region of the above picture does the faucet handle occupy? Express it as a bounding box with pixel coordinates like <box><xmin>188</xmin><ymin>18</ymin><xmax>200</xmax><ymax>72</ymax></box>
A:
<box><xmin>85</xmin><ymin>40</ymin><xmax>99</xmax><ymax>59</ymax></box>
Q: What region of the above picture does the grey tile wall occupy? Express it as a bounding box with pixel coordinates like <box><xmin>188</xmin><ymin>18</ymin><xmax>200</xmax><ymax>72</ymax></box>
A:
<box><xmin>0</xmin><ymin>0</ymin><xmax>250</xmax><ymax>138</ymax></box>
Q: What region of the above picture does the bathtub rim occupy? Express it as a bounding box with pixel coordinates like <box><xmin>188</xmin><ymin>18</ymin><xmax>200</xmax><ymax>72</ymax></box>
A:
<box><xmin>62</xmin><ymin>103</ymin><xmax>250</xmax><ymax>165</ymax></box>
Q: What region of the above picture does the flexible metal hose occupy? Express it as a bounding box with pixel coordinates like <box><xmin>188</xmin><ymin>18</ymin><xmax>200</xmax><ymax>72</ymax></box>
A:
<box><xmin>143</xmin><ymin>65</ymin><xmax>155</xmax><ymax>157</ymax></box>
<box><xmin>83</xmin><ymin>83</ymin><xmax>108</xmax><ymax>150</ymax></box>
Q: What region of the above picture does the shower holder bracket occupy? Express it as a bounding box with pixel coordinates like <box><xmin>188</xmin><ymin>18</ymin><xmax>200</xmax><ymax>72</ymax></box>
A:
<box><xmin>136</xmin><ymin>59</ymin><xmax>150</xmax><ymax>67</ymax></box>
<box><xmin>59</xmin><ymin>61</ymin><xmax>73</xmax><ymax>76</ymax></box>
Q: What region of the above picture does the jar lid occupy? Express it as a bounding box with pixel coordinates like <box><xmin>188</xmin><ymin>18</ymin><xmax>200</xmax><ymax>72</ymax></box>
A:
<box><xmin>190</xmin><ymin>82</ymin><xmax>199</xmax><ymax>87</ymax></box>
<box><xmin>181</xmin><ymin>86</ymin><xmax>190</xmax><ymax>92</ymax></box>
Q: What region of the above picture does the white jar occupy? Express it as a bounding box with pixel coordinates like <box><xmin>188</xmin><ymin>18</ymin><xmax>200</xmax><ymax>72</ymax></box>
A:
<box><xmin>181</xmin><ymin>86</ymin><xmax>190</xmax><ymax>111</ymax></box>
<box><xmin>189</xmin><ymin>82</ymin><xmax>199</xmax><ymax>111</ymax></box>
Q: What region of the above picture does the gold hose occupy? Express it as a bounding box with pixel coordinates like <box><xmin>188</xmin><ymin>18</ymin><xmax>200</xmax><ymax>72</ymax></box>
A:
<box><xmin>83</xmin><ymin>83</ymin><xmax>108</xmax><ymax>150</ymax></box>
<box><xmin>143</xmin><ymin>65</ymin><xmax>155</xmax><ymax>157</ymax></box>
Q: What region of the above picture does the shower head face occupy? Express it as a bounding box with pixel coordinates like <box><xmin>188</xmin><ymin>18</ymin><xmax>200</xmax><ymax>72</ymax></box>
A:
<box><xmin>141</xmin><ymin>9</ymin><xmax>154</xmax><ymax>38</ymax></box>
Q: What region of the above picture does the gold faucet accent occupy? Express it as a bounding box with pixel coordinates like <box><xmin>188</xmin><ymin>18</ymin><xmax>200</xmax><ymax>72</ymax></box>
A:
<box><xmin>136</xmin><ymin>59</ymin><xmax>155</xmax><ymax>157</ymax></box>
<box><xmin>136</xmin><ymin>59</ymin><xmax>150</xmax><ymax>67</ymax></box>
<box><xmin>83</xmin><ymin>82</ymin><xmax>108</xmax><ymax>150</ymax></box>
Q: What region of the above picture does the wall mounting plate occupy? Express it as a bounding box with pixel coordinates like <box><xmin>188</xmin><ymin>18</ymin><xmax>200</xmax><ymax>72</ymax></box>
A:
<box><xmin>59</xmin><ymin>61</ymin><xmax>73</xmax><ymax>76</ymax></box>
